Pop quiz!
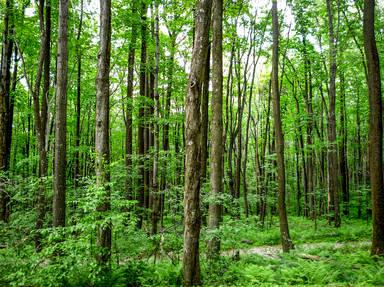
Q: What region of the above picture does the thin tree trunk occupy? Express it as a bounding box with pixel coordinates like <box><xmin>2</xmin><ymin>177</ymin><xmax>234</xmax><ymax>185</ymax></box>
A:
<box><xmin>294</xmin><ymin>138</ymin><xmax>301</xmax><ymax>216</ymax></box>
<box><xmin>225</xmin><ymin>43</ymin><xmax>235</xmax><ymax>203</ymax></box>
<box><xmin>200</xmin><ymin>44</ymin><xmax>210</xmax><ymax>181</ymax></box>
<box><xmin>356</xmin><ymin>88</ymin><xmax>362</xmax><ymax>219</ymax></box>
<box><xmin>137</xmin><ymin>2</ymin><xmax>147</xmax><ymax>229</ymax></box>
<box><xmin>339</xmin><ymin>72</ymin><xmax>349</xmax><ymax>216</ymax></box>
<box><xmin>151</xmin><ymin>3</ymin><xmax>160</xmax><ymax>235</ymax></box>
<box><xmin>272</xmin><ymin>0</ymin><xmax>294</xmax><ymax>252</ymax></box>
<box><xmin>207</xmin><ymin>0</ymin><xmax>223</xmax><ymax>258</ymax></box>
<box><xmin>3</xmin><ymin>0</ymin><xmax>14</xmax><ymax>173</ymax></box>
<box><xmin>16</xmin><ymin>0</ymin><xmax>51</xmax><ymax>251</ymax></box>
<box><xmin>74</xmin><ymin>0</ymin><xmax>84</xmax><ymax>189</ymax></box>
<box><xmin>125</xmin><ymin>1</ymin><xmax>137</xmax><ymax>204</ymax></box>
<box><xmin>183</xmin><ymin>0</ymin><xmax>211</xmax><ymax>285</ymax></box>
<box><xmin>53</xmin><ymin>0</ymin><xmax>69</xmax><ymax>228</ymax></box>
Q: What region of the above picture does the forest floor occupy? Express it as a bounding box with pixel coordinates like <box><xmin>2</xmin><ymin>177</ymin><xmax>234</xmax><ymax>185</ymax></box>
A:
<box><xmin>1</xmin><ymin>215</ymin><xmax>384</xmax><ymax>286</ymax></box>
<box><xmin>223</xmin><ymin>240</ymin><xmax>371</xmax><ymax>259</ymax></box>
<box><xmin>200</xmin><ymin>216</ymin><xmax>384</xmax><ymax>286</ymax></box>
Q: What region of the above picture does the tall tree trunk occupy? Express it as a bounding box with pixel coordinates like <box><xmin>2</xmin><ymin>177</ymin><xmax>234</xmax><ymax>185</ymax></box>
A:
<box><xmin>356</xmin><ymin>89</ymin><xmax>362</xmax><ymax>219</ymax></box>
<box><xmin>326</xmin><ymin>0</ymin><xmax>341</xmax><ymax>227</ymax></box>
<box><xmin>294</xmin><ymin>138</ymin><xmax>301</xmax><ymax>216</ymax></box>
<box><xmin>200</xmin><ymin>44</ymin><xmax>210</xmax><ymax>181</ymax></box>
<box><xmin>151</xmin><ymin>2</ymin><xmax>160</xmax><ymax>235</ymax></box>
<box><xmin>53</xmin><ymin>0</ymin><xmax>69</xmax><ymax>227</ymax></box>
<box><xmin>339</xmin><ymin>72</ymin><xmax>349</xmax><ymax>216</ymax></box>
<box><xmin>3</xmin><ymin>0</ymin><xmax>14</xmax><ymax>173</ymax></box>
<box><xmin>18</xmin><ymin>0</ymin><xmax>51</xmax><ymax>251</ymax></box>
<box><xmin>225</xmin><ymin>44</ymin><xmax>235</xmax><ymax>202</ymax></box>
<box><xmin>125</xmin><ymin>1</ymin><xmax>137</xmax><ymax>204</ymax></box>
<box><xmin>137</xmin><ymin>1</ymin><xmax>147</xmax><ymax>229</ymax></box>
<box><xmin>207</xmin><ymin>0</ymin><xmax>223</xmax><ymax>258</ymax></box>
<box><xmin>301</xmin><ymin>35</ymin><xmax>315</xmax><ymax>221</ymax></box>
<box><xmin>0</xmin><ymin>0</ymin><xmax>13</xmax><ymax>222</ymax></box>
<box><xmin>74</xmin><ymin>0</ymin><xmax>84</xmax><ymax>189</ymax></box>
<box><xmin>95</xmin><ymin>0</ymin><xmax>112</xmax><ymax>264</ymax></box>
<box><xmin>183</xmin><ymin>0</ymin><xmax>211</xmax><ymax>285</ymax></box>
<box><xmin>42</xmin><ymin>0</ymin><xmax>51</xmax><ymax>148</ymax></box>
<box><xmin>271</xmin><ymin>0</ymin><xmax>294</xmax><ymax>252</ymax></box>
<box><xmin>7</xmin><ymin>35</ymin><xmax>17</xmax><ymax>174</ymax></box>
<box><xmin>363</xmin><ymin>0</ymin><xmax>384</xmax><ymax>256</ymax></box>
<box><xmin>234</xmin><ymin>49</ymin><xmax>243</xmax><ymax>219</ymax></box>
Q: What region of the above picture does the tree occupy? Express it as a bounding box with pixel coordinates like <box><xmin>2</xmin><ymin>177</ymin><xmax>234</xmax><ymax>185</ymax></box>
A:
<box><xmin>95</xmin><ymin>0</ymin><xmax>112</xmax><ymax>264</ymax></box>
<box><xmin>271</xmin><ymin>0</ymin><xmax>294</xmax><ymax>252</ymax></box>
<box><xmin>325</xmin><ymin>0</ymin><xmax>341</xmax><ymax>227</ymax></box>
<box><xmin>74</xmin><ymin>0</ymin><xmax>84</xmax><ymax>189</ymax></box>
<box><xmin>207</xmin><ymin>0</ymin><xmax>223</xmax><ymax>258</ymax></box>
<box><xmin>151</xmin><ymin>1</ymin><xmax>161</xmax><ymax>235</ymax></box>
<box><xmin>125</xmin><ymin>0</ymin><xmax>137</xmax><ymax>206</ymax></box>
<box><xmin>363</xmin><ymin>0</ymin><xmax>384</xmax><ymax>256</ymax></box>
<box><xmin>17</xmin><ymin>0</ymin><xmax>52</xmax><ymax>251</ymax></box>
<box><xmin>53</xmin><ymin>0</ymin><xmax>69</xmax><ymax>228</ymax></box>
<box><xmin>137</xmin><ymin>1</ymin><xmax>147</xmax><ymax>229</ymax></box>
<box><xmin>0</xmin><ymin>0</ymin><xmax>14</xmax><ymax>222</ymax></box>
<box><xmin>183</xmin><ymin>0</ymin><xmax>212</xmax><ymax>285</ymax></box>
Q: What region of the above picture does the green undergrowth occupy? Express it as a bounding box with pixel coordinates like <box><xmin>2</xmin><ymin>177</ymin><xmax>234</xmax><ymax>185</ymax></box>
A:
<box><xmin>217</xmin><ymin>216</ymin><xmax>372</xmax><ymax>251</ymax></box>
<box><xmin>0</xmin><ymin>216</ymin><xmax>376</xmax><ymax>286</ymax></box>
<box><xmin>203</xmin><ymin>243</ymin><xmax>384</xmax><ymax>286</ymax></box>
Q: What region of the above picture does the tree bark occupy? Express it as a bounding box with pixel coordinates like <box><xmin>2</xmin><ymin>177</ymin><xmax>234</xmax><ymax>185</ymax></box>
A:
<box><xmin>339</xmin><ymin>72</ymin><xmax>349</xmax><ymax>216</ymax></box>
<box><xmin>95</xmin><ymin>0</ymin><xmax>112</xmax><ymax>264</ymax></box>
<box><xmin>53</xmin><ymin>0</ymin><xmax>69</xmax><ymax>228</ymax></box>
<box><xmin>200</xmin><ymin>44</ymin><xmax>210</xmax><ymax>181</ymax></box>
<box><xmin>326</xmin><ymin>0</ymin><xmax>341</xmax><ymax>227</ymax></box>
<box><xmin>183</xmin><ymin>0</ymin><xmax>211</xmax><ymax>285</ymax></box>
<box><xmin>17</xmin><ymin>0</ymin><xmax>52</xmax><ymax>251</ymax></box>
<box><xmin>137</xmin><ymin>1</ymin><xmax>147</xmax><ymax>229</ymax></box>
<box><xmin>363</xmin><ymin>0</ymin><xmax>384</xmax><ymax>256</ymax></box>
<box><xmin>271</xmin><ymin>0</ymin><xmax>294</xmax><ymax>252</ymax></box>
<box><xmin>125</xmin><ymin>1</ymin><xmax>137</xmax><ymax>204</ymax></box>
<box><xmin>0</xmin><ymin>0</ymin><xmax>13</xmax><ymax>222</ymax></box>
<box><xmin>151</xmin><ymin>2</ymin><xmax>160</xmax><ymax>235</ymax></box>
<box><xmin>74</xmin><ymin>0</ymin><xmax>84</xmax><ymax>189</ymax></box>
<box><xmin>207</xmin><ymin>0</ymin><xmax>223</xmax><ymax>258</ymax></box>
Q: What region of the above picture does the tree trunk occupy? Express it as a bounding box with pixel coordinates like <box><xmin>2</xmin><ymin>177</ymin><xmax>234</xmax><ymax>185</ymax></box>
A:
<box><xmin>151</xmin><ymin>3</ymin><xmax>160</xmax><ymax>235</ymax></box>
<box><xmin>200</xmin><ymin>44</ymin><xmax>210</xmax><ymax>181</ymax></box>
<box><xmin>363</xmin><ymin>0</ymin><xmax>384</xmax><ymax>256</ymax></box>
<box><xmin>207</xmin><ymin>0</ymin><xmax>223</xmax><ymax>258</ymax></box>
<box><xmin>137</xmin><ymin>2</ymin><xmax>147</xmax><ymax>229</ymax></box>
<box><xmin>53</xmin><ymin>0</ymin><xmax>69</xmax><ymax>228</ymax></box>
<box><xmin>0</xmin><ymin>0</ymin><xmax>13</xmax><ymax>222</ymax></box>
<box><xmin>22</xmin><ymin>0</ymin><xmax>51</xmax><ymax>251</ymax></box>
<box><xmin>326</xmin><ymin>0</ymin><xmax>341</xmax><ymax>227</ymax></box>
<box><xmin>183</xmin><ymin>0</ymin><xmax>211</xmax><ymax>285</ymax></box>
<box><xmin>125</xmin><ymin>1</ymin><xmax>137</xmax><ymax>204</ymax></box>
<box><xmin>95</xmin><ymin>0</ymin><xmax>112</xmax><ymax>264</ymax></box>
<box><xmin>74</xmin><ymin>0</ymin><xmax>84</xmax><ymax>190</ymax></box>
<box><xmin>339</xmin><ymin>72</ymin><xmax>349</xmax><ymax>216</ymax></box>
<box><xmin>271</xmin><ymin>0</ymin><xmax>294</xmax><ymax>252</ymax></box>
<box><xmin>356</xmin><ymin>89</ymin><xmax>362</xmax><ymax>219</ymax></box>
<box><xmin>234</xmin><ymin>49</ymin><xmax>243</xmax><ymax>219</ymax></box>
